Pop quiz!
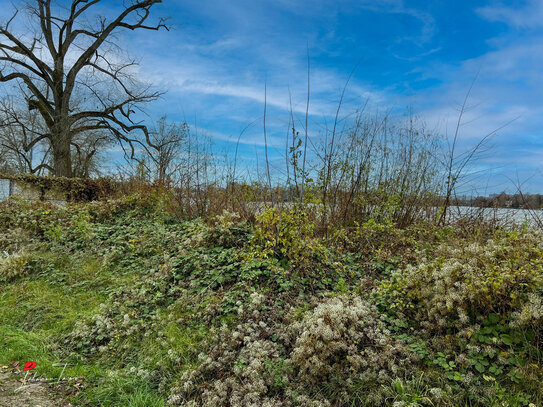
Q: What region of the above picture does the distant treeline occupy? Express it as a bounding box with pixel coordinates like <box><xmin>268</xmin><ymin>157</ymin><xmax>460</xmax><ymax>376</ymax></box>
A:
<box><xmin>454</xmin><ymin>192</ymin><xmax>543</xmax><ymax>209</ymax></box>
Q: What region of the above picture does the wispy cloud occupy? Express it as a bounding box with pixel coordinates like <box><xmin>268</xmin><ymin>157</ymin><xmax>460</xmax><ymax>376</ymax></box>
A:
<box><xmin>477</xmin><ymin>1</ymin><xmax>543</xmax><ymax>29</ymax></box>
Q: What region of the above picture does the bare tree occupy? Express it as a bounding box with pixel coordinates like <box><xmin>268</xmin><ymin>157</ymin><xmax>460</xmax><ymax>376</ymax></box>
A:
<box><xmin>144</xmin><ymin>116</ymin><xmax>188</xmax><ymax>183</ymax></box>
<box><xmin>0</xmin><ymin>93</ymin><xmax>112</xmax><ymax>176</ymax></box>
<box><xmin>0</xmin><ymin>95</ymin><xmax>52</xmax><ymax>174</ymax></box>
<box><xmin>0</xmin><ymin>0</ymin><xmax>168</xmax><ymax>177</ymax></box>
<box><xmin>71</xmin><ymin>130</ymin><xmax>112</xmax><ymax>177</ymax></box>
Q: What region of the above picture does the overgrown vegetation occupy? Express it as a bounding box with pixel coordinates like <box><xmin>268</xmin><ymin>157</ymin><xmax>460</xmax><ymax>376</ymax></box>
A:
<box><xmin>1</xmin><ymin>191</ymin><xmax>542</xmax><ymax>406</ymax></box>
<box><xmin>0</xmin><ymin>2</ymin><xmax>540</xmax><ymax>406</ymax></box>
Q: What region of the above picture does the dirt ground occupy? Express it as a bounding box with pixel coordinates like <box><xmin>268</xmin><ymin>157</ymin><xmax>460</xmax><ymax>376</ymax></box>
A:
<box><xmin>0</xmin><ymin>371</ymin><xmax>71</xmax><ymax>407</ymax></box>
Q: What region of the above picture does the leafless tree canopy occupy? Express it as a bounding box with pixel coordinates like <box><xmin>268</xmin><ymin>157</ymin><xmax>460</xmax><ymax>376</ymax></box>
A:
<box><xmin>143</xmin><ymin>116</ymin><xmax>189</xmax><ymax>183</ymax></box>
<box><xmin>0</xmin><ymin>0</ymin><xmax>168</xmax><ymax>177</ymax></box>
<box><xmin>0</xmin><ymin>95</ymin><xmax>51</xmax><ymax>174</ymax></box>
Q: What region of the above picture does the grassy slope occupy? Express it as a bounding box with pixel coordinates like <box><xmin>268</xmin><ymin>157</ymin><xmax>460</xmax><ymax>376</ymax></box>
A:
<box><xmin>0</xmin><ymin>200</ymin><xmax>175</xmax><ymax>406</ymax></box>
<box><xmin>0</xmin><ymin>197</ymin><xmax>542</xmax><ymax>406</ymax></box>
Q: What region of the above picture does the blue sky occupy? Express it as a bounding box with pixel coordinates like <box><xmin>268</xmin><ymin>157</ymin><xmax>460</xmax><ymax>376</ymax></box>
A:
<box><xmin>4</xmin><ymin>0</ymin><xmax>543</xmax><ymax>192</ymax></box>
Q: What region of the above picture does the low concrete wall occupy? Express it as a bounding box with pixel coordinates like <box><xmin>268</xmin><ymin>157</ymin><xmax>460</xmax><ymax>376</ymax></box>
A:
<box><xmin>0</xmin><ymin>177</ymin><xmax>66</xmax><ymax>205</ymax></box>
<box><xmin>1</xmin><ymin>174</ymin><xmax>117</xmax><ymax>204</ymax></box>
<box><xmin>11</xmin><ymin>180</ymin><xmax>42</xmax><ymax>200</ymax></box>
<box><xmin>0</xmin><ymin>178</ymin><xmax>10</xmax><ymax>201</ymax></box>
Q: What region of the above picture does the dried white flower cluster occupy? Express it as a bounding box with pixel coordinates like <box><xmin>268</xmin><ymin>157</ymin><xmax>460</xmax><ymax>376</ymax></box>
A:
<box><xmin>0</xmin><ymin>227</ymin><xmax>32</xmax><ymax>253</ymax></box>
<box><xmin>0</xmin><ymin>250</ymin><xmax>30</xmax><ymax>281</ymax></box>
<box><xmin>391</xmin><ymin>233</ymin><xmax>543</xmax><ymax>331</ymax></box>
<box><xmin>213</xmin><ymin>210</ymin><xmax>241</xmax><ymax>228</ymax></box>
<box><xmin>290</xmin><ymin>296</ymin><xmax>416</xmax><ymax>404</ymax></box>
<box><xmin>180</xmin><ymin>220</ymin><xmax>208</xmax><ymax>248</ymax></box>
<box><xmin>66</xmin><ymin>296</ymin><xmax>159</xmax><ymax>357</ymax></box>
<box><xmin>168</xmin><ymin>294</ymin><xmax>416</xmax><ymax>406</ymax></box>
<box><xmin>512</xmin><ymin>292</ymin><xmax>543</xmax><ymax>328</ymax></box>
<box><xmin>168</xmin><ymin>292</ymin><xmax>295</xmax><ymax>407</ymax></box>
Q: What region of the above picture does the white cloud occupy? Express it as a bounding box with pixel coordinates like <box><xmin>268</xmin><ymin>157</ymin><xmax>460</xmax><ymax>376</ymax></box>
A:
<box><xmin>477</xmin><ymin>1</ymin><xmax>543</xmax><ymax>28</ymax></box>
<box><xmin>140</xmin><ymin>38</ymin><xmax>383</xmax><ymax>121</ymax></box>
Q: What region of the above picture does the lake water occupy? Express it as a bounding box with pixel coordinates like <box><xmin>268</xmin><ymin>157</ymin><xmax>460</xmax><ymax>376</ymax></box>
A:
<box><xmin>446</xmin><ymin>206</ymin><xmax>543</xmax><ymax>228</ymax></box>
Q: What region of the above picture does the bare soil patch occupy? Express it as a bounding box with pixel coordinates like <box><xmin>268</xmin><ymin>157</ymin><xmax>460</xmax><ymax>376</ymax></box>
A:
<box><xmin>0</xmin><ymin>371</ymin><xmax>71</xmax><ymax>407</ymax></box>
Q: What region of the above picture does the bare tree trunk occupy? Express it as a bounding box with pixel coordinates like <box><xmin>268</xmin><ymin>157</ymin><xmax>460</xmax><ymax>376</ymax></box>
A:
<box><xmin>51</xmin><ymin>130</ymin><xmax>73</xmax><ymax>177</ymax></box>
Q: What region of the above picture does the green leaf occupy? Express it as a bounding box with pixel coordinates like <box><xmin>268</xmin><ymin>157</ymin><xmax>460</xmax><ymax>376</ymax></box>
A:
<box><xmin>501</xmin><ymin>334</ymin><xmax>513</xmax><ymax>346</ymax></box>
<box><xmin>453</xmin><ymin>372</ymin><xmax>464</xmax><ymax>381</ymax></box>
<box><xmin>487</xmin><ymin>313</ymin><xmax>500</xmax><ymax>325</ymax></box>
